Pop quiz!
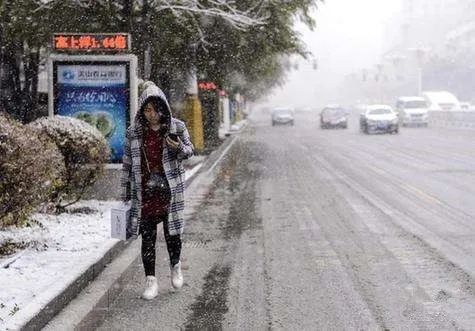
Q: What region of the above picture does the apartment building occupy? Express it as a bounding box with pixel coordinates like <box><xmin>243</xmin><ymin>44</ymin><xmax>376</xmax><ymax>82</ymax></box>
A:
<box><xmin>381</xmin><ymin>0</ymin><xmax>475</xmax><ymax>100</ymax></box>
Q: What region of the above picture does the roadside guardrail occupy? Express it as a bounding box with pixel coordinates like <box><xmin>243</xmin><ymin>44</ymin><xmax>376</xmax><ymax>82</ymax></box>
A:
<box><xmin>428</xmin><ymin>110</ymin><xmax>475</xmax><ymax>130</ymax></box>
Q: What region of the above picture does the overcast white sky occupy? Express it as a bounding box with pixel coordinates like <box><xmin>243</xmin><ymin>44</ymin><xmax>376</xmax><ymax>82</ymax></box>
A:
<box><xmin>262</xmin><ymin>0</ymin><xmax>402</xmax><ymax>108</ymax></box>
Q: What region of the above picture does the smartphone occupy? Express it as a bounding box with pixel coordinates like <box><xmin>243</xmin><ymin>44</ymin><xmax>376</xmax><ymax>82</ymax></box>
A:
<box><xmin>168</xmin><ymin>133</ymin><xmax>179</xmax><ymax>142</ymax></box>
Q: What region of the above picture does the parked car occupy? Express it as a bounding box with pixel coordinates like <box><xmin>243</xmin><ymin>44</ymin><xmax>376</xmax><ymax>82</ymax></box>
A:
<box><xmin>320</xmin><ymin>105</ymin><xmax>348</xmax><ymax>129</ymax></box>
<box><xmin>271</xmin><ymin>108</ymin><xmax>294</xmax><ymax>126</ymax></box>
<box><xmin>395</xmin><ymin>96</ymin><xmax>429</xmax><ymax>127</ymax></box>
<box><xmin>422</xmin><ymin>91</ymin><xmax>461</xmax><ymax>111</ymax></box>
<box><xmin>459</xmin><ymin>102</ymin><xmax>474</xmax><ymax>111</ymax></box>
<box><xmin>360</xmin><ymin>105</ymin><xmax>399</xmax><ymax>134</ymax></box>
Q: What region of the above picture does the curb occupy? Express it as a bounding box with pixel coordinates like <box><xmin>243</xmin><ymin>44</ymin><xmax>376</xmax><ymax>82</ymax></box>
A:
<box><xmin>39</xmin><ymin>134</ymin><xmax>238</xmax><ymax>330</ymax></box>
<box><xmin>20</xmin><ymin>241</ymin><xmax>130</xmax><ymax>330</ymax></box>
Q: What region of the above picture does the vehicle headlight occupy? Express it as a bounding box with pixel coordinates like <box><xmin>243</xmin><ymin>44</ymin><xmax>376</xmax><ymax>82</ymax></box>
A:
<box><xmin>391</xmin><ymin>118</ymin><xmax>399</xmax><ymax>124</ymax></box>
<box><xmin>367</xmin><ymin>119</ymin><xmax>376</xmax><ymax>124</ymax></box>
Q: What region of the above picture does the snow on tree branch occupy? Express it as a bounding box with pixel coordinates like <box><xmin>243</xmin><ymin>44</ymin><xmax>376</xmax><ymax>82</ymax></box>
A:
<box><xmin>153</xmin><ymin>0</ymin><xmax>268</xmax><ymax>30</ymax></box>
<box><xmin>36</xmin><ymin>0</ymin><xmax>267</xmax><ymax>30</ymax></box>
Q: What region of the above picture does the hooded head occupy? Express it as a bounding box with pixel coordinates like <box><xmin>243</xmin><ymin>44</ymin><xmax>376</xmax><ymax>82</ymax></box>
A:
<box><xmin>136</xmin><ymin>81</ymin><xmax>172</xmax><ymax>135</ymax></box>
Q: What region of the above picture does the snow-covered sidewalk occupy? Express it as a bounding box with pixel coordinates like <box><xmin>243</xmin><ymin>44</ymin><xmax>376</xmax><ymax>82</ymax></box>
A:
<box><xmin>0</xmin><ymin>200</ymin><xmax>121</xmax><ymax>329</ymax></box>
<box><xmin>230</xmin><ymin>119</ymin><xmax>248</xmax><ymax>132</ymax></box>
<box><xmin>0</xmin><ymin>163</ymin><xmax>203</xmax><ymax>330</ymax></box>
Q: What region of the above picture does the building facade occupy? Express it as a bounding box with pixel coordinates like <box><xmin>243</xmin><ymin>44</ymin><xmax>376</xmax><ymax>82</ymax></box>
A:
<box><xmin>382</xmin><ymin>0</ymin><xmax>475</xmax><ymax>101</ymax></box>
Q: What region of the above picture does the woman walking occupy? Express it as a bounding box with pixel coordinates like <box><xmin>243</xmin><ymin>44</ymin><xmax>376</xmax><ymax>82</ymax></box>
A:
<box><xmin>121</xmin><ymin>81</ymin><xmax>194</xmax><ymax>300</ymax></box>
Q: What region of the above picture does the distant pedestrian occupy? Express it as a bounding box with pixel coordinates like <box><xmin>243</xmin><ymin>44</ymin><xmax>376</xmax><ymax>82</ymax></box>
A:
<box><xmin>121</xmin><ymin>81</ymin><xmax>194</xmax><ymax>300</ymax></box>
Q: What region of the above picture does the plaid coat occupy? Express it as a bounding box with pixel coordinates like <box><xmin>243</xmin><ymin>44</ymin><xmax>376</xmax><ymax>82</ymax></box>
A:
<box><xmin>121</xmin><ymin>84</ymin><xmax>194</xmax><ymax>236</ymax></box>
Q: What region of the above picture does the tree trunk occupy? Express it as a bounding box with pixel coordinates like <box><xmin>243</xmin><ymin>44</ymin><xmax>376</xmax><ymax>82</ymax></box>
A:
<box><xmin>140</xmin><ymin>0</ymin><xmax>150</xmax><ymax>78</ymax></box>
<box><xmin>31</xmin><ymin>51</ymin><xmax>39</xmax><ymax>111</ymax></box>
<box><xmin>22</xmin><ymin>50</ymin><xmax>40</xmax><ymax>122</ymax></box>
<box><xmin>121</xmin><ymin>0</ymin><xmax>132</xmax><ymax>33</ymax></box>
<box><xmin>1</xmin><ymin>41</ymin><xmax>22</xmax><ymax>120</ymax></box>
<box><xmin>199</xmin><ymin>89</ymin><xmax>220</xmax><ymax>150</ymax></box>
<box><xmin>157</xmin><ymin>70</ymin><xmax>172</xmax><ymax>101</ymax></box>
<box><xmin>0</xmin><ymin>7</ymin><xmax>4</xmax><ymax>112</ymax></box>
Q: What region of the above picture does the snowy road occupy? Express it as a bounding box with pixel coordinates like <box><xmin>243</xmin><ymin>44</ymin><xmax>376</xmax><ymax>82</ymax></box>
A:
<box><xmin>94</xmin><ymin>110</ymin><xmax>475</xmax><ymax>330</ymax></box>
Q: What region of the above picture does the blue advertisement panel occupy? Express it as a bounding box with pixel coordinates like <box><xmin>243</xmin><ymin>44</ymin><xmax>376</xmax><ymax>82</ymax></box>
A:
<box><xmin>55</xmin><ymin>63</ymin><xmax>129</xmax><ymax>163</ymax></box>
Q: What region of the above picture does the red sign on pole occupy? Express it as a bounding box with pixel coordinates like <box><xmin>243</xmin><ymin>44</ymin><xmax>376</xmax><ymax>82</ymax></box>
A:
<box><xmin>198</xmin><ymin>81</ymin><xmax>217</xmax><ymax>91</ymax></box>
<box><xmin>53</xmin><ymin>33</ymin><xmax>130</xmax><ymax>52</ymax></box>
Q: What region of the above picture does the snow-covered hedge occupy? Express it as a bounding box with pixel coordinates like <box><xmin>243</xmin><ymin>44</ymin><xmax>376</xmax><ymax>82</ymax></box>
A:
<box><xmin>28</xmin><ymin>116</ymin><xmax>110</xmax><ymax>205</ymax></box>
<box><xmin>0</xmin><ymin>113</ymin><xmax>65</xmax><ymax>227</ymax></box>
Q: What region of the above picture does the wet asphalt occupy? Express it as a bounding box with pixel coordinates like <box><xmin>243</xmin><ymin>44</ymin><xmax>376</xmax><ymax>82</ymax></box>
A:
<box><xmin>95</xmin><ymin>110</ymin><xmax>475</xmax><ymax>330</ymax></box>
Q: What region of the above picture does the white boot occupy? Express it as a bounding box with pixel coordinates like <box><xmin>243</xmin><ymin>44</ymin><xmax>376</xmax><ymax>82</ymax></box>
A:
<box><xmin>142</xmin><ymin>275</ymin><xmax>158</xmax><ymax>300</ymax></box>
<box><xmin>171</xmin><ymin>261</ymin><xmax>184</xmax><ymax>289</ymax></box>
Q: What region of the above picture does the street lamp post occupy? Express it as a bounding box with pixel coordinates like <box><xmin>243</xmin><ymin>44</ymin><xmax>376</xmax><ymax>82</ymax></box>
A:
<box><xmin>417</xmin><ymin>66</ymin><xmax>422</xmax><ymax>96</ymax></box>
<box><xmin>376</xmin><ymin>63</ymin><xmax>384</xmax><ymax>103</ymax></box>
<box><xmin>385</xmin><ymin>54</ymin><xmax>406</xmax><ymax>98</ymax></box>
<box><xmin>408</xmin><ymin>47</ymin><xmax>429</xmax><ymax>96</ymax></box>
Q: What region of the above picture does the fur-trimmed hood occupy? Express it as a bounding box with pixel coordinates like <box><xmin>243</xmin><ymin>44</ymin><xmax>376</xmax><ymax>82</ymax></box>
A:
<box><xmin>134</xmin><ymin>81</ymin><xmax>171</xmax><ymax>134</ymax></box>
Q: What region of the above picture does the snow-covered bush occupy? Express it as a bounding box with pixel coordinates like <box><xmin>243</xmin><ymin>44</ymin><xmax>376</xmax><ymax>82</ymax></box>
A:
<box><xmin>0</xmin><ymin>113</ymin><xmax>65</xmax><ymax>227</ymax></box>
<box><xmin>28</xmin><ymin>116</ymin><xmax>110</xmax><ymax>207</ymax></box>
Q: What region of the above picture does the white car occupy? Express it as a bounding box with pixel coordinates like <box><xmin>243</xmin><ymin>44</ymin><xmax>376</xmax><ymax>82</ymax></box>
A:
<box><xmin>422</xmin><ymin>91</ymin><xmax>461</xmax><ymax>111</ymax></box>
<box><xmin>360</xmin><ymin>105</ymin><xmax>399</xmax><ymax>134</ymax></box>
<box><xmin>271</xmin><ymin>108</ymin><xmax>294</xmax><ymax>126</ymax></box>
<box><xmin>395</xmin><ymin>96</ymin><xmax>429</xmax><ymax>127</ymax></box>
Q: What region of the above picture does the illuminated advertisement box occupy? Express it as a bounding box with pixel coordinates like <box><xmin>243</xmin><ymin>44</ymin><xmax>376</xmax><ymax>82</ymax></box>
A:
<box><xmin>49</xmin><ymin>55</ymin><xmax>138</xmax><ymax>164</ymax></box>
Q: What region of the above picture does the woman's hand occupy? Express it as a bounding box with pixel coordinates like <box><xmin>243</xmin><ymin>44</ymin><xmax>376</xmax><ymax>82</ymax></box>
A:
<box><xmin>166</xmin><ymin>135</ymin><xmax>181</xmax><ymax>150</ymax></box>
